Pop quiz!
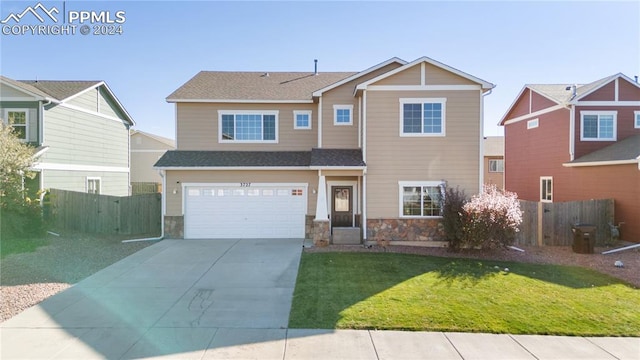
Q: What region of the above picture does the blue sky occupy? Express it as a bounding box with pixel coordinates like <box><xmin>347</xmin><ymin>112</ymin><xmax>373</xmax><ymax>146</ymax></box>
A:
<box><xmin>1</xmin><ymin>1</ymin><xmax>639</xmax><ymax>139</ymax></box>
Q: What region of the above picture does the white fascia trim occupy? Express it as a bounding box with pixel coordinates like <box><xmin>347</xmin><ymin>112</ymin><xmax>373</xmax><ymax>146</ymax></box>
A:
<box><xmin>155</xmin><ymin>166</ymin><xmax>311</xmax><ymax>171</ymax></box>
<box><xmin>130</xmin><ymin>149</ymin><xmax>170</xmax><ymax>153</ymax></box>
<box><xmin>367</xmin><ymin>85</ymin><xmax>481</xmax><ymax>91</ymax></box>
<box><xmin>563</xmin><ymin>159</ymin><xmax>638</xmax><ymax>167</ymax></box>
<box><xmin>167</xmin><ymin>98</ymin><xmax>313</xmax><ymax>104</ymax></box>
<box><xmin>309</xmin><ymin>166</ymin><xmax>366</xmax><ymax>171</ymax></box>
<box><xmin>34</xmin><ymin>163</ymin><xmax>129</xmax><ymax>172</ymax></box>
<box><xmin>498</xmin><ymin>85</ymin><xmax>531</xmax><ymax>125</ymax></box>
<box><xmin>33</xmin><ymin>146</ymin><xmax>50</xmax><ymax>158</ymax></box>
<box><xmin>311</xmin><ymin>57</ymin><xmax>407</xmax><ymax>97</ymax></box>
<box><xmin>570</xmin><ymin>101</ymin><xmax>640</xmax><ymax>106</ymax></box>
<box><xmin>59</xmin><ymin>81</ymin><xmax>103</xmax><ymax>103</ymax></box>
<box><xmin>503</xmin><ymin>104</ymin><xmax>566</xmax><ymax>125</ymax></box>
<box><xmin>0</xmin><ymin>80</ymin><xmax>53</xmax><ymax>102</ymax></box>
<box><xmin>356</xmin><ymin>56</ymin><xmax>495</xmax><ymax>91</ymax></box>
<box><xmin>58</xmin><ymin>103</ymin><xmax>131</xmax><ymax>125</ymax></box>
<box><xmin>571</xmin><ymin>74</ymin><xmax>620</xmax><ymax>102</ymax></box>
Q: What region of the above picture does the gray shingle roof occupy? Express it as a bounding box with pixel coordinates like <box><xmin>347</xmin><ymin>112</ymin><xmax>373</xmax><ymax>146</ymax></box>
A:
<box><xmin>155</xmin><ymin>150</ymin><xmax>312</xmax><ymax>167</ymax></box>
<box><xmin>310</xmin><ymin>148</ymin><xmax>365</xmax><ymax>167</ymax></box>
<box><xmin>166</xmin><ymin>71</ymin><xmax>356</xmax><ymax>101</ymax></box>
<box><xmin>528</xmin><ymin>74</ymin><xmax>620</xmax><ymax>104</ymax></box>
<box><xmin>569</xmin><ymin>135</ymin><xmax>640</xmax><ymax>164</ymax></box>
<box><xmin>19</xmin><ymin>80</ymin><xmax>101</xmax><ymax>101</ymax></box>
<box><xmin>155</xmin><ymin>149</ymin><xmax>366</xmax><ymax>168</ymax></box>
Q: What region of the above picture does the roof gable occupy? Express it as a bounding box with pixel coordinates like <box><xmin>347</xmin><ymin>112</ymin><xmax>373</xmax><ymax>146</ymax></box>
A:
<box><xmin>0</xmin><ymin>75</ymin><xmax>53</xmax><ymax>101</ymax></box>
<box><xmin>311</xmin><ymin>57</ymin><xmax>407</xmax><ymax>97</ymax></box>
<box><xmin>131</xmin><ymin>130</ymin><xmax>175</xmax><ymax>148</ymax></box>
<box><xmin>356</xmin><ymin>56</ymin><xmax>495</xmax><ymax>91</ymax></box>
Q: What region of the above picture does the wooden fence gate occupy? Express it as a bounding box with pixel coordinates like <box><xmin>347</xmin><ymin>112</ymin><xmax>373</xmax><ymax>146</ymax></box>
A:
<box><xmin>515</xmin><ymin>199</ymin><xmax>614</xmax><ymax>246</ymax></box>
<box><xmin>47</xmin><ymin>189</ymin><xmax>161</xmax><ymax>235</ymax></box>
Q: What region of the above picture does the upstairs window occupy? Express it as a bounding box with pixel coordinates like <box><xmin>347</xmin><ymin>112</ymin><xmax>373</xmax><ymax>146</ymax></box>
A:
<box><xmin>580</xmin><ymin>111</ymin><xmax>616</xmax><ymax>141</ymax></box>
<box><xmin>4</xmin><ymin>109</ymin><xmax>28</xmax><ymax>141</ymax></box>
<box><xmin>635</xmin><ymin>111</ymin><xmax>640</xmax><ymax>129</ymax></box>
<box><xmin>489</xmin><ymin>159</ymin><xmax>504</xmax><ymax>173</ymax></box>
<box><xmin>219</xmin><ymin>111</ymin><xmax>278</xmax><ymax>143</ymax></box>
<box><xmin>400</xmin><ymin>98</ymin><xmax>446</xmax><ymax>136</ymax></box>
<box><xmin>333</xmin><ymin>105</ymin><xmax>353</xmax><ymax>125</ymax></box>
<box><xmin>293</xmin><ymin>110</ymin><xmax>312</xmax><ymax>130</ymax></box>
<box><xmin>527</xmin><ymin>118</ymin><xmax>539</xmax><ymax>129</ymax></box>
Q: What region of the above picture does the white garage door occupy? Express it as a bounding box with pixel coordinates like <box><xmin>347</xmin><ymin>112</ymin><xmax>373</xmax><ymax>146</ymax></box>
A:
<box><xmin>184</xmin><ymin>183</ymin><xmax>307</xmax><ymax>239</ymax></box>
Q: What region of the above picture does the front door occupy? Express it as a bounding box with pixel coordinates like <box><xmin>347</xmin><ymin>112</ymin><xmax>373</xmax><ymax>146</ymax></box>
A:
<box><xmin>331</xmin><ymin>186</ymin><xmax>353</xmax><ymax>228</ymax></box>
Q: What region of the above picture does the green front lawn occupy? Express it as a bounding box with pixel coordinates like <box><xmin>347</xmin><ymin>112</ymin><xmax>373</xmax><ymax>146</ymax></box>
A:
<box><xmin>289</xmin><ymin>252</ymin><xmax>640</xmax><ymax>336</ymax></box>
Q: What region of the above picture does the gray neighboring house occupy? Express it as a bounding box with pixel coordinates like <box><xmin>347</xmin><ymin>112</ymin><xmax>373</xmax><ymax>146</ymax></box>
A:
<box><xmin>0</xmin><ymin>75</ymin><xmax>135</xmax><ymax>196</ymax></box>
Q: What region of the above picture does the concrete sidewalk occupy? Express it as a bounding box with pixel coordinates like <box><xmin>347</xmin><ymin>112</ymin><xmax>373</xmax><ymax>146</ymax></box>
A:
<box><xmin>1</xmin><ymin>238</ymin><xmax>638</xmax><ymax>359</ymax></box>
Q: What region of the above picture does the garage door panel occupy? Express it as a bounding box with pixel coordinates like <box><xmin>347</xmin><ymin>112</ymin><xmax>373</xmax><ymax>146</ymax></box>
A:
<box><xmin>185</xmin><ymin>184</ymin><xmax>306</xmax><ymax>239</ymax></box>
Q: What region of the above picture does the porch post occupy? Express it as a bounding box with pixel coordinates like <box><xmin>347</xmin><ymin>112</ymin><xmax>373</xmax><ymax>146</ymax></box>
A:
<box><xmin>313</xmin><ymin>173</ymin><xmax>330</xmax><ymax>246</ymax></box>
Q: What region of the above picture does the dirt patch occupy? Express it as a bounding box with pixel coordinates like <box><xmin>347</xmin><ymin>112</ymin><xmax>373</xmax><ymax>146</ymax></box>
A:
<box><xmin>306</xmin><ymin>242</ymin><xmax>640</xmax><ymax>288</ymax></box>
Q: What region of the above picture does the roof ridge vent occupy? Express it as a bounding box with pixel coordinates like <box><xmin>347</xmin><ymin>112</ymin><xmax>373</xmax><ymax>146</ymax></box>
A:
<box><xmin>261</xmin><ymin>72</ymin><xmax>269</xmax><ymax>77</ymax></box>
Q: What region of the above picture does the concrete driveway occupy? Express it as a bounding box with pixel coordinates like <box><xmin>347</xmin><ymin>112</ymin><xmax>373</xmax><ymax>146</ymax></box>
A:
<box><xmin>1</xmin><ymin>238</ymin><xmax>304</xmax><ymax>359</ymax></box>
<box><xmin>2</xmin><ymin>238</ymin><xmax>638</xmax><ymax>359</ymax></box>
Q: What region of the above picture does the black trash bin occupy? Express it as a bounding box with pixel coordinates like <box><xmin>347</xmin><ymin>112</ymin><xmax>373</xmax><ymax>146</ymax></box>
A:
<box><xmin>572</xmin><ymin>224</ymin><xmax>596</xmax><ymax>254</ymax></box>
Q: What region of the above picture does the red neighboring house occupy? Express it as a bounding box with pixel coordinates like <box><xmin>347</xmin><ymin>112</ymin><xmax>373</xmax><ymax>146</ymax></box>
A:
<box><xmin>499</xmin><ymin>73</ymin><xmax>640</xmax><ymax>242</ymax></box>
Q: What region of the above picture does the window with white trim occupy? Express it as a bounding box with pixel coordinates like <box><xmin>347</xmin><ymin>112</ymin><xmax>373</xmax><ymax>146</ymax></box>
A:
<box><xmin>87</xmin><ymin>177</ymin><xmax>101</xmax><ymax>195</ymax></box>
<box><xmin>489</xmin><ymin>159</ymin><xmax>504</xmax><ymax>173</ymax></box>
<box><xmin>527</xmin><ymin>118</ymin><xmax>539</xmax><ymax>129</ymax></box>
<box><xmin>3</xmin><ymin>109</ymin><xmax>28</xmax><ymax>141</ymax></box>
<box><xmin>399</xmin><ymin>181</ymin><xmax>445</xmax><ymax>217</ymax></box>
<box><xmin>293</xmin><ymin>110</ymin><xmax>312</xmax><ymax>130</ymax></box>
<box><xmin>580</xmin><ymin>111</ymin><xmax>616</xmax><ymax>141</ymax></box>
<box><xmin>333</xmin><ymin>105</ymin><xmax>353</xmax><ymax>125</ymax></box>
<box><xmin>540</xmin><ymin>177</ymin><xmax>552</xmax><ymax>202</ymax></box>
<box><xmin>635</xmin><ymin>111</ymin><xmax>640</xmax><ymax>129</ymax></box>
<box><xmin>400</xmin><ymin>98</ymin><xmax>446</xmax><ymax>136</ymax></box>
<box><xmin>218</xmin><ymin>111</ymin><xmax>278</xmax><ymax>143</ymax></box>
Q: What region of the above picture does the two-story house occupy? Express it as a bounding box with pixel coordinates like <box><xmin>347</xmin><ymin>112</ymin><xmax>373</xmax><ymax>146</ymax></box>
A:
<box><xmin>500</xmin><ymin>73</ymin><xmax>640</xmax><ymax>242</ymax></box>
<box><xmin>0</xmin><ymin>76</ymin><xmax>134</xmax><ymax>197</ymax></box>
<box><xmin>156</xmin><ymin>57</ymin><xmax>494</xmax><ymax>244</ymax></box>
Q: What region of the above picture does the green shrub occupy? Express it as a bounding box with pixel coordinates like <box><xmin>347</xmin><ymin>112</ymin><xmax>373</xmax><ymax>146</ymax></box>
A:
<box><xmin>441</xmin><ymin>187</ymin><xmax>467</xmax><ymax>251</ymax></box>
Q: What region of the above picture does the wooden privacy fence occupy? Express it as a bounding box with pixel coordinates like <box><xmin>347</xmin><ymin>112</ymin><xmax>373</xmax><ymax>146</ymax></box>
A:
<box><xmin>515</xmin><ymin>199</ymin><xmax>614</xmax><ymax>246</ymax></box>
<box><xmin>131</xmin><ymin>182</ymin><xmax>161</xmax><ymax>195</ymax></box>
<box><xmin>47</xmin><ymin>189</ymin><xmax>161</xmax><ymax>235</ymax></box>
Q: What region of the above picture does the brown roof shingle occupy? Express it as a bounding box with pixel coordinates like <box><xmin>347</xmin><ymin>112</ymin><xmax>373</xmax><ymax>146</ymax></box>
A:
<box><xmin>166</xmin><ymin>71</ymin><xmax>356</xmax><ymax>101</ymax></box>
<box><xmin>19</xmin><ymin>80</ymin><xmax>102</xmax><ymax>101</ymax></box>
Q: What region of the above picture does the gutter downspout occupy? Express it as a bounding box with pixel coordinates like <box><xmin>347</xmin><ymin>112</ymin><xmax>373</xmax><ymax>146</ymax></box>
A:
<box><xmin>569</xmin><ymin>104</ymin><xmax>575</xmax><ymax>161</ymax></box>
<box><xmin>122</xmin><ymin>169</ymin><xmax>165</xmax><ymax>243</ymax></box>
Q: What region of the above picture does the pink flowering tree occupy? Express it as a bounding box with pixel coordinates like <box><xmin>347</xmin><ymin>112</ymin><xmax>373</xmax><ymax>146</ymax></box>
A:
<box><xmin>462</xmin><ymin>184</ymin><xmax>523</xmax><ymax>249</ymax></box>
<box><xmin>443</xmin><ymin>184</ymin><xmax>523</xmax><ymax>251</ymax></box>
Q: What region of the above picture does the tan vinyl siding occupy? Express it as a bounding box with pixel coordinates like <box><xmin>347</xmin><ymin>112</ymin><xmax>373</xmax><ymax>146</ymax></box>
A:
<box><xmin>43</xmin><ymin>170</ymin><xmax>129</xmax><ymax>196</ymax></box>
<box><xmin>366</xmin><ymin>90</ymin><xmax>481</xmax><ymax>218</ymax></box>
<box><xmin>321</xmin><ymin>62</ymin><xmax>403</xmax><ymax>149</ymax></box>
<box><xmin>374</xmin><ymin>64</ymin><xmax>422</xmax><ymax>86</ymax></box>
<box><xmin>176</xmin><ymin>103</ymin><xmax>317</xmax><ymax>151</ymax></box>
<box><xmin>67</xmin><ymin>88</ymin><xmax>98</xmax><ymax>112</ymax></box>
<box><xmin>131</xmin><ymin>151</ymin><xmax>166</xmax><ymax>183</ymax></box>
<box><xmin>131</xmin><ymin>133</ymin><xmax>174</xmax><ymax>151</ymax></box>
<box><xmin>424</xmin><ymin>62</ymin><xmax>477</xmax><ymax>85</ymax></box>
<box><xmin>41</xmin><ymin>105</ymin><xmax>129</xmax><ymax>167</ymax></box>
<box><xmin>165</xmin><ymin>170</ymin><xmax>318</xmax><ymax>216</ymax></box>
